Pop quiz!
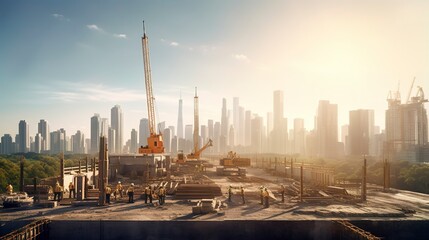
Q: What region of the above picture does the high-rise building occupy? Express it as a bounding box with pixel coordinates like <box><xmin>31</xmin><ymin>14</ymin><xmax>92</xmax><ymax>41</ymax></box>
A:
<box><xmin>201</xmin><ymin>125</ymin><xmax>208</xmax><ymax>142</ymax></box>
<box><xmin>341</xmin><ymin>125</ymin><xmax>349</xmax><ymax>155</ymax></box>
<box><xmin>72</xmin><ymin>130</ymin><xmax>84</xmax><ymax>154</ymax></box>
<box><xmin>315</xmin><ymin>100</ymin><xmax>338</xmax><ymax>159</ymax></box>
<box><xmin>214</xmin><ymin>121</ymin><xmax>221</xmax><ymax>152</ymax></box>
<box><xmin>50</xmin><ymin>129</ymin><xmax>65</xmax><ymax>154</ymax></box>
<box><xmin>38</xmin><ymin>119</ymin><xmax>50</xmax><ymax>151</ymax></box>
<box><xmin>221</xmin><ymin>98</ymin><xmax>228</xmax><ymax>141</ymax></box>
<box><xmin>100</xmin><ymin>118</ymin><xmax>109</xmax><ymax>138</ymax></box>
<box><xmin>130</xmin><ymin>129</ymin><xmax>138</xmax><ymax>153</ymax></box>
<box><xmin>139</xmin><ymin>118</ymin><xmax>149</xmax><ymax>147</ymax></box>
<box><xmin>158</xmin><ymin>121</ymin><xmax>166</xmax><ymax>133</ymax></box>
<box><xmin>251</xmin><ymin>115</ymin><xmax>263</xmax><ymax>153</ymax></box>
<box><xmin>1</xmin><ymin>134</ymin><xmax>13</xmax><ymax>154</ymax></box>
<box><xmin>111</xmin><ymin>105</ymin><xmax>123</xmax><ymax>154</ymax></box>
<box><xmin>349</xmin><ymin>109</ymin><xmax>374</xmax><ymax>156</ymax></box>
<box><xmin>171</xmin><ymin>136</ymin><xmax>178</xmax><ymax>154</ymax></box>
<box><xmin>168</xmin><ymin>126</ymin><xmax>175</xmax><ymax>138</ymax></box>
<box><xmin>108</xmin><ymin>127</ymin><xmax>115</xmax><ymax>153</ymax></box>
<box><xmin>18</xmin><ymin>120</ymin><xmax>29</xmax><ymax>153</ymax></box>
<box><xmin>177</xmin><ymin>96</ymin><xmax>184</xmax><ymax>139</ymax></box>
<box><xmin>185</xmin><ymin>125</ymin><xmax>193</xmax><ymax>142</ymax></box>
<box><xmin>385</xmin><ymin>88</ymin><xmax>428</xmax><ymax>162</ymax></box>
<box><xmin>91</xmin><ymin>114</ymin><xmax>101</xmax><ymax>153</ymax></box>
<box><xmin>239</xmin><ymin>106</ymin><xmax>245</xmax><ymax>145</ymax></box>
<box><xmin>163</xmin><ymin>128</ymin><xmax>171</xmax><ymax>153</ymax></box>
<box><xmin>229</xmin><ymin>125</ymin><xmax>235</xmax><ymax>147</ymax></box>
<box><xmin>245</xmin><ymin>110</ymin><xmax>252</xmax><ymax>146</ymax></box>
<box><xmin>34</xmin><ymin>133</ymin><xmax>42</xmax><ymax>153</ymax></box>
<box><xmin>233</xmin><ymin>97</ymin><xmax>239</xmax><ymax>145</ymax></box>
<box><xmin>273</xmin><ymin>91</ymin><xmax>286</xmax><ymax>153</ymax></box>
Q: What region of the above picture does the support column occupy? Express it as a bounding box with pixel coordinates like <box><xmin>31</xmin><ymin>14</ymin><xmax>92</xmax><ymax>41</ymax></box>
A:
<box><xmin>361</xmin><ymin>157</ymin><xmax>367</xmax><ymax>201</ymax></box>
<box><xmin>98</xmin><ymin>136</ymin><xmax>108</xmax><ymax>206</ymax></box>
<box><xmin>300</xmin><ymin>164</ymin><xmax>303</xmax><ymax>203</ymax></box>
<box><xmin>60</xmin><ymin>153</ymin><xmax>64</xmax><ymax>188</ymax></box>
<box><xmin>85</xmin><ymin>157</ymin><xmax>89</xmax><ymax>173</ymax></box>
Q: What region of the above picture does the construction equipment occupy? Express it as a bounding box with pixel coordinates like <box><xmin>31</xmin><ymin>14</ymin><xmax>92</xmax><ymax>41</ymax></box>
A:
<box><xmin>138</xmin><ymin>21</ymin><xmax>165</xmax><ymax>154</ymax></box>
<box><xmin>216</xmin><ymin>151</ymin><xmax>250</xmax><ymax>176</ymax></box>
<box><xmin>186</xmin><ymin>139</ymin><xmax>213</xmax><ymax>160</ymax></box>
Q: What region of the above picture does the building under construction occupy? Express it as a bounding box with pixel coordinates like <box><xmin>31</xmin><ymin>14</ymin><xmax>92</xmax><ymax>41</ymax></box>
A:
<box><xmin>386</xmin><ymin>84</ymin><xmax>429</xmax><ymax>162</ymax></box>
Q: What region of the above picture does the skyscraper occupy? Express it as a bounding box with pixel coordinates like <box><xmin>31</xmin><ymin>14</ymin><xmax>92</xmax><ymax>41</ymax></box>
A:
<box><xmin>177</xmin><ymin>95</ymin><xmax>184</xmax><ymax>139</ymax></box>
<box><xmin>108</xmin><ymin>127</ymin><xmax>116</xmax><ymax>153</ymax></box>
<box><xmin>233</xmin><ymin>97</ymin><xmax>239</xmax><ymax>145</ymax></box>
<box><xmin>1</xmin><ymin>134</ymin><xmax>13</xmax><ymax>154</ymax></box>
<box><xmin>139</xmin><ymin>118</ymin><xmax>149</xmax><ymax>147</ymax></box>
<box><xmin>18</xmin><ymin>120</ymin><xmax>29</xmax><ymax>153</ymax></box>
<box><xmin>245</xmin><ymin>110</ymin><xmax>252</xmax><ymax>146</ymax></box>
<box><xmin>385</xmin><ymin>87</ymin><xmax>428</xmax><ymax>162</ymax></box>
<box><xmin>91</xmin><ymin>114</ymin><xmax>101</xmax><ymax>153</ymax></box>
<box><xmin>163</xmin><ymin>128</ymin><xmax>171</xmax><ymax>153</ymax></box>
<box><xmin>130</xmin><ymin>129</ymin><xmax>138</xmax><ymax>153</ymax></box>
<box><xmin>315</xmin><ymin>100</ymin><xmax>338</xmax><ymax>159</ymax></box>
<box><xmin>221</xmin><ymin>98</ymin><xmax>228</xmax><ymax>142</ymax></box>
<box><xmin>38</xmin><ymin>119</ymin><xmax>50</xmax><ymax>151</ymax></box>
<box><xmin>239</xmin><ymin>106</ymin><xmax>245</xmax><ymax>145</ymax></box>
<box><xmin>72</xmin><ymin>130</ymin><xmax>84</xmax><ymax>154</ymax></box>
<box><xmin>273</xmin><ymin>91</ymin><xmax>286</xmax><ymax>153</ymax></box>
<box><xmin>349</xmin><ymin>109</ymin><xmax>374</xmax><ymax>156</ymax></box>
<box><xmin>111</xmin><ymin>105</ymin><xmax>123</xmax><ymax>154</ymax></box>
<box><xmin>34</xmin><ymin>133</ymin><xmax>42</xmax><ymax>153</ymax></box>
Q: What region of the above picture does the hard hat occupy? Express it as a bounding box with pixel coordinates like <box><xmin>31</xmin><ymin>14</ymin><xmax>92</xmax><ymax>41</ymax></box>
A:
<box><xmin>118</xmin><ymin>181</ymin><xmax>121</xmax><ymax>184</ymax></box>
<box><xmin>131</xmin><ymin>183</ymin><xmax>134</xmax><ymax>186</ymax></box>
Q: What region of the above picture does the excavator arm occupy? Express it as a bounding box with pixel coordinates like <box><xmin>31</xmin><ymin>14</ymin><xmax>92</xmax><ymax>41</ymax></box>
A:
<box><xmin>187</xmin><ymin>139</ymin><xmax>213</xmax><ymax>160</ymax></box>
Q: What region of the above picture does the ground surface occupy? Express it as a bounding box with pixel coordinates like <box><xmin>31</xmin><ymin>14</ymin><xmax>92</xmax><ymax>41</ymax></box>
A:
<box><xmin>1</xmin><ymin>167</ymin><xmax>429</xmax><ymax>222</ymax></box>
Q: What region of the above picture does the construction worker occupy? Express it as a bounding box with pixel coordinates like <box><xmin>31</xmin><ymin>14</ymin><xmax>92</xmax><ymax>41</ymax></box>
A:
<box><xmin>280</xmin><ymin>184</ymin><xmax>285</xmax><ymax>203</ymax></box>
<box><xmin>105</xmin><ymin>185</ymin><xmax>112</xmax><ymax>204</ymax></box>
<box><xmin>158</xmin><ymin>186</ymin><xmax>166</xmax><ymax>205</ymax></box>
<box><xmin>54</xmin><ymin>181</ymin><xmax>62</xmax><ymax>201</ymax></box>
<box><xmin>127</xmin><ymin>183</ymin><xmax>134</xmax><ymax>203</ymax></box>
<box><xmin>148</xmin><ymin>185</ymin><xmax>153</xmax><ymax>204</ymax></box>
<box><xmin>116</xmin><ymin>181</ymin><xmax>123</xmax><ymax>199</ymax></box>
<box><xmin>228</xmin><ymin>185</ymin><xmax>232</xmax><ymax>202</ymax></box>
<box><xmin>69</xmin><ymin>182</ymin><xmax>75</xmax><ymax>199</ymax></box>
<box><xmin>6</xmin><ymin>184</ymin><xmax>13</xmax><ymax>194</ymax></box>
<box><xmin>263</xmin><ymin>187</ymin><xmax>270</xmax><ymax>208</ymax></box>
<box><xmin>144</xmin><ymin>185</ymin><xmax>150</xmax><ymax>204</ymax></box>
<box><xmin>240</xmin><ymin>186</ymin><xmax>245</xmax><ymax>204</ymax></box>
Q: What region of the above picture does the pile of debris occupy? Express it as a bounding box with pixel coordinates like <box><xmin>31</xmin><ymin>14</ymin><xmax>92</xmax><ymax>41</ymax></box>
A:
<box><xmin>175</xmin><ymin>184</ymin><xmax>222</xmax><ymax>200</ymax></box>
<box><xmin>192</xmin><ymin>198</ymin><xmax>222</xmax><ymax>214</ymax></box>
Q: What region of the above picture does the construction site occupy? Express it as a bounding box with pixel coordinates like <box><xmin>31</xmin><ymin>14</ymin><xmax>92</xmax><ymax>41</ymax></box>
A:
<box><xmin>1</xmin><ymin>23</ymin><xmax>429</xmax><ymax>240</ymax></box>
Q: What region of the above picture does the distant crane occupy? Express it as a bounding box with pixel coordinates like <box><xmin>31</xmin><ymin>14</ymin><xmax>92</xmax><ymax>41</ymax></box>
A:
<box><xmin>406</xmin><ymin>77</ymin><xmax>416</xmax><ymax>104</ymax></box>
<box><xmin>186</xmin><ymin>87</ymin><xmax>213</xmax><ymax>160</ymax></box>
<box><xmin>138</xmin><ymin>21</ymin><xmax>165</xmax><ymax>154</ymax></box>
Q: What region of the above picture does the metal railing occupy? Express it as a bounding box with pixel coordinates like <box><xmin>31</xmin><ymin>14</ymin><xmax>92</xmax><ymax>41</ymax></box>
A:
<box><xmin>0</xmin><ymin>219</ymin><xmax>51</xmax><ymax>240</ymax></box>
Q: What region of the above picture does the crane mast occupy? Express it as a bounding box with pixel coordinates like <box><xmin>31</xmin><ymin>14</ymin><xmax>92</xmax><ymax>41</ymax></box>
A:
<box><xmin>193</xmin><ymin>87</ymin><xmax>199</xmax><ymax>154</ymax></box>
<box><xmin>142</xmin><ymin>22</ymin><xmax>156</xmax><ymax>135</ymax></box>
<box><xmin>138</xmin><ymin>21</ymin><xmax>164</xmax><ymax>154</ymax></box>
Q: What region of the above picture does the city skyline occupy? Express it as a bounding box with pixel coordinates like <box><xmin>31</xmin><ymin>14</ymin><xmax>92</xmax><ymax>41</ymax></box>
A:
<box><xmin>1</xmin><ymin>0</ymin><xmax>429</xmax><ymax>141</ymax></box>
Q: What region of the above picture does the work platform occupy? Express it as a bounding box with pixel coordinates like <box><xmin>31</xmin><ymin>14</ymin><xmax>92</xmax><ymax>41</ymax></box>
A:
<box><xmin>1</xmin><ymin>167</ymin><xmax>429</xmax><ymax>239</ymax></box>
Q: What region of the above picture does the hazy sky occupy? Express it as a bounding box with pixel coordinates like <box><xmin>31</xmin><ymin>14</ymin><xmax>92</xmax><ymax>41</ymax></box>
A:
<box><xmin>1</xmin><ymin>0</ymin><xmax>429</xmax><ymax>140</ymax></box>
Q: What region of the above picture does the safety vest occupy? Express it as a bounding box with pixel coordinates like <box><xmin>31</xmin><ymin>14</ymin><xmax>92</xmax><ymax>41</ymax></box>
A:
<box><xmin>69</xmin><ymin>183</ymin><xmax>75</xmax><ymax>190</ymax></box>
<box><xmin>159</xmin><ymin>188</ymin><xmax>165</xmax><ymax>196</ymax></box>
<box><xmin>128</xmin><ymin>186</ymin><xmax>134</xmax><ymax>193</ymax></box>
<box><xmin>145</xmin><ymin>187</ymin><xmax>151</xmax><ymax>194</ymax></box>
<box><xmin>105</xmin><ymin>187</ymin><xmax>112</xmax><ymax>194</ymax></box>
<box><xmin>6</xmin><ymin>184</ymin><xmax>13</xmax><ymax>193</ymax></box>
<box><xmin>54</xmin><ymin>184</ymin><xmax>62</xmax><ymax>193</ymax></box>
<box><xmin>116</xmin><ymin>184</ymin><xmax>123</xmax><ymax>191</ymax></box>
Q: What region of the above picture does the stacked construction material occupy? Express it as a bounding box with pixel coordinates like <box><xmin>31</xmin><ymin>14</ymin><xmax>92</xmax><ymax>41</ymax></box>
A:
<box><xmin>175</xmin><ymin>183</ymin><xmax>222</xmax><ymax>200</ymax></box>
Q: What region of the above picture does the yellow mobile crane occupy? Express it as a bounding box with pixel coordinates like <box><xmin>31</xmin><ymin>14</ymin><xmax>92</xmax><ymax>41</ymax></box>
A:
<box><xmin>138</xmin><ymin>21</ymin><xmax>165</xmax><ymax>154</ymax></box>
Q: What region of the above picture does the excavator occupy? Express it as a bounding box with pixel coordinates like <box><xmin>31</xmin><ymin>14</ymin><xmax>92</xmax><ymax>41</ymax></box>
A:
<box><xmin>138</xmin><ymin>21</ymin><xmax>165</xmax><ymax>155</ymax></box>
<box><xmin>186</xmin><ymin>139</ymin><xmax>213</xmax><ymax>160</ymax></box>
